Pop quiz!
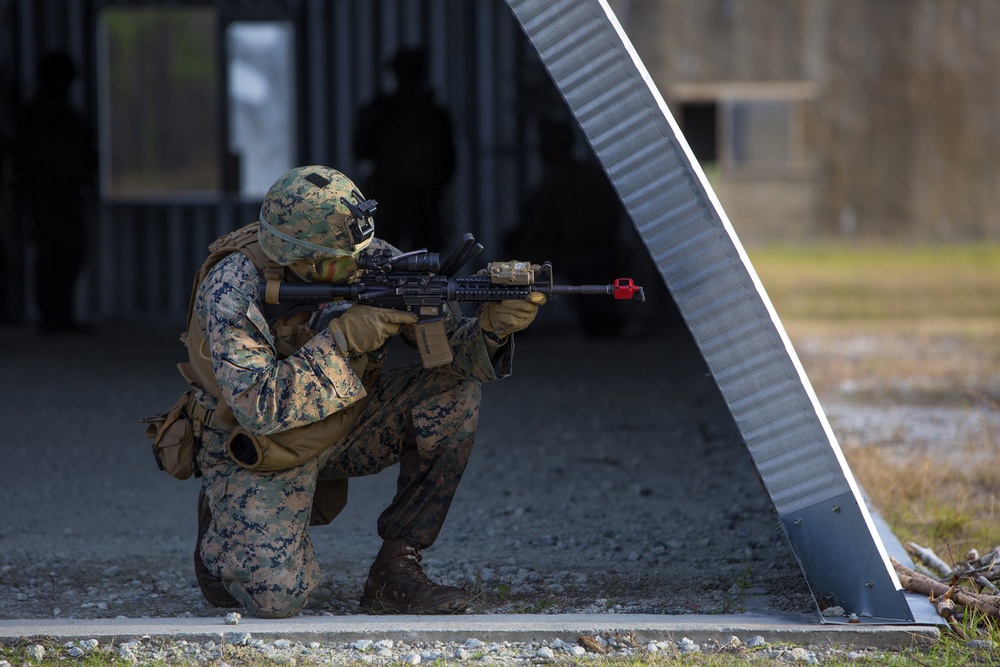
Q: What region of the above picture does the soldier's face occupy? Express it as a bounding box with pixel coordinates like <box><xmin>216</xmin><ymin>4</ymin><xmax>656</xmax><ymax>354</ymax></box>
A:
<box><xmin>289</xmin><ymin>255</ymin><xmax>359</xmax><ymax>283</ymax></box>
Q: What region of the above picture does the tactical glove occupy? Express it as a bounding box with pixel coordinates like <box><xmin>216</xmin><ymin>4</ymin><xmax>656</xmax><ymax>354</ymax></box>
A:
<box><xmin>478</xmin><ymin>292</ymin><xmax>546</xmax><ymax>338</ymax></box>
<box><xmin>328</xmin><ymin>306</ymin><xmax>418</xmax><ymax>356</ymax></box>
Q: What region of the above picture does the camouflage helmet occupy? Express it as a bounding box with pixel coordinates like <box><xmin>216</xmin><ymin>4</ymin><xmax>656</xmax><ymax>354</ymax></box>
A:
<box><xmin>258</xmin><ymin>166</ymin><xmax>376</xmax><ymax>265</ymax></box>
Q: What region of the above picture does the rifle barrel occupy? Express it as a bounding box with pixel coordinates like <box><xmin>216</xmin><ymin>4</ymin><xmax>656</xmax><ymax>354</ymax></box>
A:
<box><xmin>547</xmin><ymin>284</ymin><xmax>614</xmax><ymax>296</ymax></box>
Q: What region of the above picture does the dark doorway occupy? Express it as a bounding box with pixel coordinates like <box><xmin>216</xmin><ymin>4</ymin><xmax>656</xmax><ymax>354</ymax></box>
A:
<box><xmin>679</xmin><ymin>101</ymin><xmax>718</xmax><ymax>165</ymax></box>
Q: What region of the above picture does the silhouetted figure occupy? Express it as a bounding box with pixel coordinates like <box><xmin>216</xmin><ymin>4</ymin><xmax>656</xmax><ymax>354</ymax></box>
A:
<box><xmin>0</xmin><ymin>133</ymin><xmax>16</xmax><ymax>324</ymax></box>
<box><xmin>13</xmin><ymin>51</ymin><xmax>96</xmax><ymax>333</ymax></box>
<box><xmin>353</xmin><ymin>47</ymin><xmax>456</xmax><ymax>252</ymax></box>
<box><xmin>513</xmin><ymin>117</ymin><xmax>628</xmax><ymax>337</ymax></box>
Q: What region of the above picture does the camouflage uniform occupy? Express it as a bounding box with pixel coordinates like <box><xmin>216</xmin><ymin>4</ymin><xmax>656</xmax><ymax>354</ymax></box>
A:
<box><xmin>193</xmin><ymin>242</ymin><xmax>512</xmax><ymax>618</ymax></box>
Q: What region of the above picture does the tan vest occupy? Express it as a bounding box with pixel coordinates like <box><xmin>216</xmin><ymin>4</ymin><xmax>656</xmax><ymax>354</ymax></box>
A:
<box><xmin>181</xmin><ymin>222</ymin><xmax>351</xmax><ymax>523</ymax></box>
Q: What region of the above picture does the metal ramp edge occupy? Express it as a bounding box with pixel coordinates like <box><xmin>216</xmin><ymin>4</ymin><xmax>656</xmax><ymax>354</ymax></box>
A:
<box><xmin>505</xmin><ymin>0</ymin><xmax>920</xmax><ymax>623</ymax></box>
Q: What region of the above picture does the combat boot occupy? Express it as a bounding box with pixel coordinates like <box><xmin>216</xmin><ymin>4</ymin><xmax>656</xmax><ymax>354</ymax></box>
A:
<box><xmin>359</xmin><ymin>539</ymin><xmax>470</xmax><ymax>614</ymax></box>
<box><xmin>195</xmin><ymin>491</ymin><xmax>240</xmax><ymax>608</ymax></box>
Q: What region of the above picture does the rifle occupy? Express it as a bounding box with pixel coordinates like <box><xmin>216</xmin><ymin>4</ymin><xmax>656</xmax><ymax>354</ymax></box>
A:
<box><xmin>264</xmin><ymin>234</ymin><xmax>645</xmax><ymax>368</ymax></box>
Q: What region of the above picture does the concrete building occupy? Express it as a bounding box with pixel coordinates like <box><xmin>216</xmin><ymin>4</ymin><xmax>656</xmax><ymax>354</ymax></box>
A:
<box><xmin>612</xmin><ymin>0</ymin><xmax>1000</xmax><ymax>242</ymax></box>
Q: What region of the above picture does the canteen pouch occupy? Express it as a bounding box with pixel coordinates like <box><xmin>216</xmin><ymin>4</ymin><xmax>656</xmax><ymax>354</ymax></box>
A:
<box><xmin>142</xmin><ymin>391</ymin><xmax>199</xmax><ymax>480</ymax></box>
<box><xmin>223</xmin><ymin>398</ymin><xmax>367</xmax><ymax>473</ymax></box>
<box><xmin>225</xmin><ymin>426</ymin><xmax>331</xmax><ymax>472</ymax></box>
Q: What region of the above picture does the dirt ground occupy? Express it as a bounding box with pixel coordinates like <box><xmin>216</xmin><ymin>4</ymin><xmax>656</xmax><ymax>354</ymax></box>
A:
<box><xmin>0</xmin><ymin>305</ymin><xmax>828</xmax><ymax>620</ymax></box>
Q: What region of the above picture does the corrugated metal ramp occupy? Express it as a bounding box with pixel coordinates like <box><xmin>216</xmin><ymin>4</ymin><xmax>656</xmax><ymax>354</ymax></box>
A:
<box><xmin>506</xmin><ymin>0</ymin><xmax>922</xmax><ymax>623</ymax></box>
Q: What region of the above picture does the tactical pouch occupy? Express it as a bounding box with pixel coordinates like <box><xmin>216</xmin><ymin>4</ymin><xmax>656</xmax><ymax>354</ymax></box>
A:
<box><xmin>224</xmin><ymin>424</ymin><xmax>336</xmax><ymax>472</ymax></box>
<box><xmin>142</xmin><ymin>391</ymin><xmax>199</xmax><ymax>480</ymax></box>
<box><xmin>226</xmin><ymin>427</ymin><xmax>267</xmax><ymax>470</ymax></box>
<box><xmin>224</xmin><ymin>399</ymin><xmax>366</xmax><ymax>472</ymax></box>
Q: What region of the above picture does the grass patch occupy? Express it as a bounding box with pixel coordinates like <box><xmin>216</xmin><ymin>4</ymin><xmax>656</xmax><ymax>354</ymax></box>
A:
<box><xmin>720</xmin><ymin>560</ymin><xmax>754</xmax><ymax>614</ymax></box>
<box><xmin>749</xmin><ymin>239</ymin><xmax>1000</xmax><ymax>528</ymax></box>
<box><xmin>513</xmin><ymin>594</ymin><xmax>559</xmax><ymax>613</ymax></box>
<box><xmin>748</xmin><ymin>243</ymin><xmax>1000</xmax><ymax>321</ymax></box>
<box><xmin>749</xmin><ymin>241</ymin><xmax>1000</xmax><ymax>609</ymax></box>
<box><xmin>843</xmin><ymin>445</ymin><xmax>1000</xmax><ymax>558</ymax></box>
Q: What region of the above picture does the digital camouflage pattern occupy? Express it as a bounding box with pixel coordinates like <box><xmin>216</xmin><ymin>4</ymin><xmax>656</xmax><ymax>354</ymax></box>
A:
<box><xmin>193</xmin><ymin>243</ymin><xmax>512</xmax><ymax>618</ymax></box>
<box><xmin>259</xmin><ymin>166</ymin><xmax>372</xmax><ymax>264</ymax></box>
<box><xmin>195</xmin><ymin>252</ymin><xmax>366</xmax><ymax>434</ymax></box>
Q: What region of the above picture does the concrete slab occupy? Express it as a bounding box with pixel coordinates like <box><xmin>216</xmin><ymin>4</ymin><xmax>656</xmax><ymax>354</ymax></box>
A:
<box><xmin>0</xmin><ymin>613</ymin><xmax>939</xmax><ymax>650</ymax></box>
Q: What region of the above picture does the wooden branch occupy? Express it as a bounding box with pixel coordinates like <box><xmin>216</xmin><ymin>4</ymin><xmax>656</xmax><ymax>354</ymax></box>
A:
<box><xmin>966</xmin><ymin>569</ymin><xmax>1000</xmax><ymax>596</ymax></box>
<box><xmin>892</xmin><ymin>557</ymin><xmax>1000</xmax><ymax>621</ymax></box>
<box><xmin>930</xmin><ymin>587</ymin><xmax>967</xmax><ymax>639</ymax></box>
<box><xmin>905</xmin><ymin>542</ymin><xmax>953</xmax><ymax>578</ymax></box>
<box><xmin>577</xmin><ymin>636</ymin><xmax>607</xmax><ymax>655</ymax></box>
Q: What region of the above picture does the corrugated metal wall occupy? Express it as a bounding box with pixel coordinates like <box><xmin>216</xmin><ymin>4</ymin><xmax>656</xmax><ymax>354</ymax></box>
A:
<box><xmin>2</xmin><ymin>0</ymin><xmax>552</xmax><ymax>324</ymax></box>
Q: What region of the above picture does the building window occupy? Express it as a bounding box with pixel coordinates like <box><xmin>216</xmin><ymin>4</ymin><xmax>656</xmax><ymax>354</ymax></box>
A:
<box><xmin>98</xmin><ymin>8</ymin><xmax>296</xmax><ymax>200</ymax></box>
<box><xmin>680</xmin><ymin>102</ymin><xmax>719</xmax><ymax>165</ymax></box>
<box><xmin>679</xmin><ymin>101</ymin><xmax>720</xmax><ymax>184</ymax></box>
<box><xmin>726</xmin><ymin>99</ymin><xmax>797</xmax><ymax>169</ymax></box>
<box><xmin>225</xmin><ymin>22</ymin><xmax>297</xmax><ymax>198</ymax></box>
<box><xmin>99</xmin><ymin>7</ymin><xmax>220</xmax><ymax>198</ymax></box>
<box><xmin>674</xmin><ymin>82</ymin><xmax>816</xmax><ymax>178</ymax></box>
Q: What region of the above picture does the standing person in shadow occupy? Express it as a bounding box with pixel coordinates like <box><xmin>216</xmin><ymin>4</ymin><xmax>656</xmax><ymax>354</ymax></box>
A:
<box><xmin>13</xmin><ymin>50</ymin><xmax>96</xmax><ymax>334</ymax></box>
<box><xmin>511</xmin><ymin>116</ymin><xmax>628</xmax><ymax>337</ymax></box>
<box><xmin>353</xmin><ymin>47</ymin><xmax>456</xmax><ymax>253</ymax></box>
<box><xmin>0</xmin><ymin>132</ymin><xmax>16</xmax><ymax>325</ymax></box>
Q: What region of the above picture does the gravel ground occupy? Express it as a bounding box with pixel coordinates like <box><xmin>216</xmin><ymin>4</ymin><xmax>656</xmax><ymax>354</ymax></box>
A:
<box><xmin>0</xmin><ymin>631</ymin><xmax>902</xmax><ymax>666</ymax></box>
<box><xmin>1</xmin><ymin>311</ymin><xmax>814</xmax><ymax>623</ymax></box>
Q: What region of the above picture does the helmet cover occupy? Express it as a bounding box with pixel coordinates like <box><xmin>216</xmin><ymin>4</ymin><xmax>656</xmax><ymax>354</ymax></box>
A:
<box><xmin>258</xmin><ymin>166</ymin><xmax>375</xmax><ymax>265</ymax></box>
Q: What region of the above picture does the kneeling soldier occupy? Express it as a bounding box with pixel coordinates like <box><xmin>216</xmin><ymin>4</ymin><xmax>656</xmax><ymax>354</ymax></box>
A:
<box><xmin>184</xmin><ymin>166</ymin><xmax>541</xmax><ymax>617</ymax></box>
